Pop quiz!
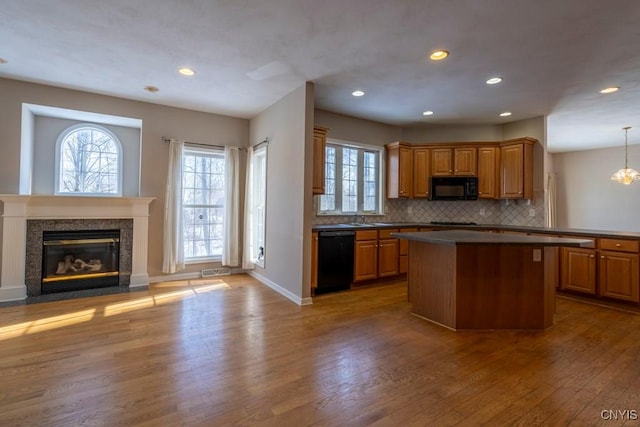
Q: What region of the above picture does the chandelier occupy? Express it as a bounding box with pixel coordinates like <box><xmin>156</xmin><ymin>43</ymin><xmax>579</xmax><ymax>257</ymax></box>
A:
<box><xmin>611</xmin><ymin>126</ymin><xmax>640</xmax><ymax>185</ymax></box>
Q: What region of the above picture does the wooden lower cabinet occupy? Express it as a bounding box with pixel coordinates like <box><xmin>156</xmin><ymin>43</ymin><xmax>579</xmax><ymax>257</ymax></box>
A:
<box><xmin>560</xmin><ymin>247</ymin><xmax>596</xmax><ymax>294</ymax></box>
<box><xmin>598</xmin><ymin>251</ymin><xmax>640</xmax><ymax>302</ymax></box>
<box><xmin>399</xmin><ymin>227</ymin><xmax>418</xmax><ymax>274</ymax></box>
<box><xmin>354</xmin><ymin>239</ymin><xmax>378</xmax><ymax>282</ymax></box>
<box><xmin>354</xmin><ymin>229</ymin><xmax>399</xmax><ymax>282</ymax></box>
<box><xmin>560</xmin><ymin>237</ymin><xmax>640</xmax><ymax>303</ymax></box>
<box><xmin>378</xmin><ymin>238</ymin><xmax>399</xmax><ymax>277</ymax></box>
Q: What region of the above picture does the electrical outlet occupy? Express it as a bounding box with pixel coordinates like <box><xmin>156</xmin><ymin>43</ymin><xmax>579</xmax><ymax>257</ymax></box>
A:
<box><xmin>479</xmin><ymin>208</ymin><xmax>486</xmax><ymax>216</ymax></box>
<box><xmin>407</xmin><ymin>206</ymin><xmax>413</xmax><ymax>215</ymax></box>
<box><xmin>529</xmin><ymin>209</ymin><xmax>536</xmax><ymax>217</ymax></box>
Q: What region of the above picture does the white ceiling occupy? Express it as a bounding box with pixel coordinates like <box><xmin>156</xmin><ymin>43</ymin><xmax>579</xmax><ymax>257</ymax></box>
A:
<box><xmin>2</xmin><ymin>0</ymin><xmax>640</xmax><ymax>152</ymax></box>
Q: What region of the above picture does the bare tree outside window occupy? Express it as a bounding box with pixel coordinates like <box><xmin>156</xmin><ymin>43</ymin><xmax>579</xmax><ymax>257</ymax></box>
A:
<box><xmin>182</xmin><ymin>149</ymin><xmax>225</xmax><ymax>259</ymax></box>
<box><xmin>58</xmin><ymin>127</ymin><xmax>120</xmax><ymax>194</ymax></box>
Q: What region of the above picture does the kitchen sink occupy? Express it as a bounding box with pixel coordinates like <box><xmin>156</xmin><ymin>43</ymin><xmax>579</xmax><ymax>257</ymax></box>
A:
<box><xmin>369</xmin><ymin>222</ymin><xmax>393</xmax><ymax>226</ymax></box>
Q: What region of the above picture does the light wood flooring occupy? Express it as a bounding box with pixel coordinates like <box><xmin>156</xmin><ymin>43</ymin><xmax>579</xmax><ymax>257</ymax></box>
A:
<box><xmin>1</xmin><ymin>274</ymin><xmax>640</xmax><ymax>426</ymax></box>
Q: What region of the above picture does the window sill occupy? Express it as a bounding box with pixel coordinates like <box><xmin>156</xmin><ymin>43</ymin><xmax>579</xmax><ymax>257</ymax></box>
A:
<box><xmin>185</xmin><ymin>257</ymin><xmax>222</xmax><ymax>265</ymax></box>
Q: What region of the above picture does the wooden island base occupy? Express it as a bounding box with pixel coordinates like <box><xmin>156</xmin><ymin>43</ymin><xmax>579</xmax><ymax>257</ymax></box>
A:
<box><xmin>395</xmin><ymin>230</ymin><xmax>593</xmax><ymax>331</ymax></box>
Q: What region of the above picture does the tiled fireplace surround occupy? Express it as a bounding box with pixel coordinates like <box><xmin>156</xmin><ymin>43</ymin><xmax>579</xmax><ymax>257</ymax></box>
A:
<box><xmin>0</xmin><ymin>195</ymin><xmax>153</xmax><ymax>302</ymax></box>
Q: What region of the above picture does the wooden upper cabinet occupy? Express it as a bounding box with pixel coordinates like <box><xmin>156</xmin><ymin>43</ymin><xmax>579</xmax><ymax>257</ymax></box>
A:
<box><xmin>313</xmin><ymin>126</ymin><xmax>329</xmax><ymax>195</ymax></box>
<box><xmin>431</xmin><ymin>148</ymin><xmax>453</xmax><ymax>176</ymax></box>
<box><xmin>500</xmin><ymin>140</ymin><xmax>533</xmax><ymax>199</ymax></box>
<box><xmin>477</xmin><ymin>147</ymin><xmax>500</xmax><ymax>199</ymax></box>
<box><xmin>412</xmin><ymin>148</ymin><xmax>430</xmax><ymax>198</ymax></box>
<box><xmin>453</xmin><ymin>148</ymin><xmax>477</xmax><ymax>176</ymax></box>
<box><xmin>431</xmin><ymin>147</ymin><xmax>477</xmax><ymax>176</ymax></box>
<box><xmin>386</xmin><ymin>143</ymin><xmax>413</xmax><ymax>198</ymax></box>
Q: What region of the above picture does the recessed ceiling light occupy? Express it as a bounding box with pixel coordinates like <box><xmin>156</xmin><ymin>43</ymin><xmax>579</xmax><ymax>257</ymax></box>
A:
<box><xmin>178</xmin><ymin>67</ymin><xmax>195</xmax><ymax>76</ymax></box>
<box><xmin>0</xmin><ymin>57</ymin><xmax>7</xmax><ymax>64</ymax></box>
<box><xmin>600</xmin><ymin>86</ymin><xmax>619</xmax><ymax>94</ymax></box>
<box><xmin>486</xmin><ymin>77</ymin><xmax>503</xmax><ymax>85</ymax></box>
<box><xmin>499</xmin><ymin>112</ymin><xmax>512</xmax><ymax>117</ymax></box>
<box><xmin>144</xmin><ymin>85</ymin><xmax>159</xmax><ymax>93</ymax></box>
<box><xmin>352</xmin><ymin>90</ymin><xmax>365</xmax><ymax>97</ymax></box>
<box><xmin>422</xmin><ymin>110</ymin><xmax>434</xmax><ymax>116</ymax></box>
<box><xmin>429</xmin><ymin>50</ymin><xmax>449</xmax><ymax>61</ymax></box>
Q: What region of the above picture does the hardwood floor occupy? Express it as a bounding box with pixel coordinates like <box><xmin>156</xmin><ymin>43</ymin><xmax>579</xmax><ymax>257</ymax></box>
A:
<box><xmin>1</xmin><ymin>274</ymin><xmax>640</xmax><ymax>426</ymax></box>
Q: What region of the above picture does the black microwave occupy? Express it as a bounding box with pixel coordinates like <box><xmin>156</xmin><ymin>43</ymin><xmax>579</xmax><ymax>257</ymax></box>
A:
<box><xmin>430</xmin><ymin>176</ymin><xmax>478</xmax><ymax>200</ymax></box>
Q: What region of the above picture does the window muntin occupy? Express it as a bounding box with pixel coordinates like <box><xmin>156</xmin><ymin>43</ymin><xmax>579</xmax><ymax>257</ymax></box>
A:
<box><xmin>319</xmin><ymin>142</ymin><xmax>382</xmax><ymax>215</ymax></box>
<box><xmin>56</xmin><ymin>124</ymin><xmax>122</xmax><ymax>195</ymax></box>
<box><xmin>182</xmin><ymin>147</ymin><xmax>225</xmax><ymax>261</ymax></box>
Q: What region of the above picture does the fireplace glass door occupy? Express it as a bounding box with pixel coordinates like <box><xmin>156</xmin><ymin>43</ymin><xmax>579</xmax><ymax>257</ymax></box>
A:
<box><xmin>42</xmin><ymin>230</ymin><xmax>120</xmax><ymax>293</ymax></box>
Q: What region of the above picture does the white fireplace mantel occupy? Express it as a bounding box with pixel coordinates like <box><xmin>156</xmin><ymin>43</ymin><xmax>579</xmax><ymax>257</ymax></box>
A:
<box><xmin>0</xmin><ymin>195</ymin><xmax>154</xmax><ymax>302</ymax></box>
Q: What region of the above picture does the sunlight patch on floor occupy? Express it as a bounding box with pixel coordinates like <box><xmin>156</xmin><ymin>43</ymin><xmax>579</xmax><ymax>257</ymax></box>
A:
<box><xmin>0</xmin><ymin>309</ymin><xmax>96</xmax><ymax>340</ymax></box>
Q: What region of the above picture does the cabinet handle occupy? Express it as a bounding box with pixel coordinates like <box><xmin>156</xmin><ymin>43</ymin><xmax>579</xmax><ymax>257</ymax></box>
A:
<box><xmin>590</xmin><ymin>255</ymin><xmax>595</xmax><ymax>258</ymax></box>
<box><xmin>601</xmin><ymin>256</ymin><xmax>605</xmax><ymax>259</ymax></box>
<box><xmin>616</xmin><ymin>243</ymin><xmax>622</xmax><ymax>247</ymax></box>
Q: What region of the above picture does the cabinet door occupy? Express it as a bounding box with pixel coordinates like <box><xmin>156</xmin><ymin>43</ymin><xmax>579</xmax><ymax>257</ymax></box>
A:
<box><xmin>598</xmin><ymin>251</ymin><xmax>640</xmax><ymax>302</ymax></box>
<box><xmin>354</xmin><ymin>240</ymin><xmax>378</xmax><ymax>281</ymax></box>
<box><xmin>378</xmin><ymin>238</ymin><xmax>399</xmax><ymax>277</ymax></box>
<box><xmin>431</xmin><ymin>148</ymin><xmax>453</xmax><ymax>176</ymax></box>
<box><xmin>412</xmin><ymin>148</ymin><xmax>430</xmax><ymax>198</ymax></box>
<box><xmin>453</xmin><ymin>148</ymin><xmax>477</xmax><ymax>176</ymax></box>
<box><xmin>500</xmin><ymin>144</ymin><xmax>523</xmax><ymax>198</ymax></box>
<box><xmin>312</xmin><ymin>127</ymin><xmax>328</xmax><ymax>194</ymax></box>
<box><xmin>386</xmin><ymin>144</ymin><xmax>413</xmax><ymax>198</ymax></box>
<box><xmin>399</xmin><ymin>147</ymin><xmax>413</xmax><ymax>198</ymax></box>
<box><xmin>311</xmin><ymin>232</ymin><xmax>318</xmax><ymax>292</ymax></box>
<box><xmin>560</xmin><ymin>247</ymin><xmax>596</xmax><ymax>294</ymax></box>
<box><xmin>478</xmin><ymin>147</ymin><xmax>499</xmax><ymax>198</ymax></box>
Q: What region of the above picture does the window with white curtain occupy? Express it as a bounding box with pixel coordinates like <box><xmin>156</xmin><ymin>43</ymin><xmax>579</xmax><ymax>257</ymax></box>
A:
<box><xmin>319</xmin><ymin>141</ymin><xmax>382</xmax><ymax>215</ymax></box>
<box><xmin>55</xmin><ymin>124</ymin><xmax>122</xmax><ymax>196</ymax></box>
<box><xmin>249</xmin><ymin>146</ymin><xmax>267</xmax><ymax>266</ymax></box>
<box><xmin>182</xmin><ymin>146</ymin><xmax>225</xmax><ymax>261</ymax></box>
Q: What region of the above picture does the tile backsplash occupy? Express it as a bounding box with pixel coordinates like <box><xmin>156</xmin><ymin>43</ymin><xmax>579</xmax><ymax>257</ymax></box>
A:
<box><xmin>313</xmin><ymin>190</ymin><xmax>545</xmax><ymax>228</ymax></box>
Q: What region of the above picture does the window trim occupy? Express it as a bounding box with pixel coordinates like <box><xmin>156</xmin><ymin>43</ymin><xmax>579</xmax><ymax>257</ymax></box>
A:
<box><xmin>317</xmin><ymin>138</ymin><xmax>384</xmax><ymax>216</ymax></box>
<box><xmin>182</xmin><ymin>145</ymin><xmax>225</xmax><ymax>263</ymax></box>
<box><xmin>54</xmin><ymin>123</ymin><xmax>124</xmax><ymax>197</ymax></box>
<box><xmin>250</xmin><ymin>145</ymin><xmax>267</xmax><ymax>267</ymax></box>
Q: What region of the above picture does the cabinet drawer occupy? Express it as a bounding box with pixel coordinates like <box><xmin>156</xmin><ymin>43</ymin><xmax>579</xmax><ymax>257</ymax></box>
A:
<box><xmin>599</xmin><ymin>238</ymin><xmax>639</xmax><ymax>253</ymax></box>
<box><xmin>356</xmin><ymin>230</ymin><xmax>378</xmax><ymax>241</ymax></box>
<box><xmin>378</xmin><ymin>229</ymin><xmax>399</xmax><ymax>239</ymax></box>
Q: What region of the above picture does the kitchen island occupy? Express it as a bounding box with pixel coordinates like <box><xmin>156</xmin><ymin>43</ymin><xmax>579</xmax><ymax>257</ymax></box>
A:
<box><xmin>391</xmin><ymin>230</ymin><xmax>593</xmax><ymax>330</ymax></box>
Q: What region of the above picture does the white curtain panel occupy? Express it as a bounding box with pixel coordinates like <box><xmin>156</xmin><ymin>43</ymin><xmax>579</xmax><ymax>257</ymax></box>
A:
<box><xmin>242</xmin><ymin>146</ymin><xmax>255</xmax><ymax>270</ymax></box>
<box><xmin>546</xmin><ymin>173</ymin><xmax>558</xmax><ymax>228</ymax></box>
<box><xmin>162</xmin><ymin>140</ymin><xmax>185</xmax><ymax>273</ymax></box>
<box><xmin>223</xmin><ymin>146</ymin><xmax>240</xmax><ymax>266</ymax></box>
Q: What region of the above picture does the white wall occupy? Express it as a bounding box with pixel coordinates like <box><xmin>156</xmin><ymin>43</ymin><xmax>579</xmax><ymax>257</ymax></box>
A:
<box><xmin>0</xmin><ymin>78</ymin><xmax>249</xmax><ymax>278</ymax></box>
<box><xmin>250</xmin><ymin>83</ymin><xmax>314</xmax><ymax>303</ymax></box>
<box><xmin>315</xmin><ymin>109</ymin><xmax>402</xmax><ymax>147</ymax></box>
<box><xmin>553</xmin><ymin>146</ymin><xmax>640</xmax><ymax>231</ymax></box>
<box><xmin>401</xmin><ymin>124</ymin><xmax>502</xmax><ymax>143</ymax></box>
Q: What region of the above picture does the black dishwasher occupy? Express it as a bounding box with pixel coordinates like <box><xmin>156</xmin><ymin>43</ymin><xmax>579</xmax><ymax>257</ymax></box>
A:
<box><xmin>317</xmin><ymin>230</ymin><xmax>355</xmax><ymax>294</ymax></box>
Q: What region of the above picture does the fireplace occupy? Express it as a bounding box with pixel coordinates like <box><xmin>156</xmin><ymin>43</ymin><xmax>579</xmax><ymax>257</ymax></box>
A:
<box><xmin>41</xmin><ymin>230</ymin><xmax>121</xmax><ymax>294</ymax></box>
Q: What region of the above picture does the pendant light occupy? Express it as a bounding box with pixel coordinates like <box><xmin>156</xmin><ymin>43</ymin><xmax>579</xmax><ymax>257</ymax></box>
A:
<box><xmin>611</xmin><ymin>126</ymin><xmax>640</xmax><ymax>185</ymax></box>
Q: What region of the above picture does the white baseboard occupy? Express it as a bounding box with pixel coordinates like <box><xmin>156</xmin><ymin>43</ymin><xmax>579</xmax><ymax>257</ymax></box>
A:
<box><xmin>148</xmin><ymin>272</ymin><xmax>201</xmax><ymax>283</ymax></box>
<box><xmin>248</xmin><ymin>271</ymin><xmax>313</xmax><ymax>306</ymax></box>
<box><xmin>0</xmin><ymin>286</ymin><xmax>27</xmax><ymax>302</ymax></box>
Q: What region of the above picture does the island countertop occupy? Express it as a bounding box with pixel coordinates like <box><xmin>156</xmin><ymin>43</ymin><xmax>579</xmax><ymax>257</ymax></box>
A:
<box><xmin>391</xmin><ymin>230</ymin><xmax>594</xmax><ymax>247</ymax></box>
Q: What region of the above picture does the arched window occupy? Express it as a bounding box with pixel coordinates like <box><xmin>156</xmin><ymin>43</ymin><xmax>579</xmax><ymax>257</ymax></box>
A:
<box><xmin>55</xmin><ymin>124</ymin><xmax>123</xmax><ymax>196</ymax></box>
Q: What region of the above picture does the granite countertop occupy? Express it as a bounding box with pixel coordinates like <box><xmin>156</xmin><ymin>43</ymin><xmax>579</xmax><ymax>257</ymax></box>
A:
<box><xmin>312</xmin><ymin>222</ymin><xmax>640</xmax><ymax>239</ymax></box>
<box><xmin>390</xmin><ymin>230</ymin><xmax>594</xmax><ymax>247</ymax></box>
